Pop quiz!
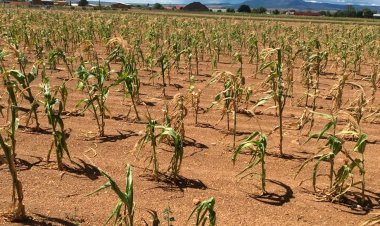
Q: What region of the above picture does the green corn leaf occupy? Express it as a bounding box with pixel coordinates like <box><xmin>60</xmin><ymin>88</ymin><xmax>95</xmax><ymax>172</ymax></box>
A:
<box><xmin>125</xmin><ymin>164</ymin><xmax>134</xmax><ymax>217</ymax></box>
<box><xmin>87</xmin><ymin>181</ymin><xmax>111</xmax><ymax>196</ymax></box>
<box><xmin>100</xmin><ymin>170</ymin><xmax>128</xmax><ymax>204</ymax></box>
<box><xmin>312</xmin><ymin>154</ymin><xmax>331</xmax><ymax>191</ymax></box>
<box><xmin>354</xmin><ymin>133</ymin><xmax>368</xmax><ymax>154</ymax></box>
<box><xmin>237</xmin><ymin>158</ymin><xmax>262</xmax><ymax>177</ymax></box>
<box><xmin>104</xmin><ymin>200</ymin><xmax>123</xmax><ymax>226</ymax></box>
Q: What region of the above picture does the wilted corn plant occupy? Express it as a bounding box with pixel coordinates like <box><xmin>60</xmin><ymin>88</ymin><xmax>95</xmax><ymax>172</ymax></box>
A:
<box><xmin>88</xmin><ymin>164</ymin><xmax>134</xmax><ymax>226</ymax></box>
<box><xmin>345</xmin><ymin>85</ymin><xmax>366</xmax><ymax>133</ymax></box>
<box><xmin>208</xmin><ymin>71</ymin><xmax>245</xmax><ymax>149</ymax></box>
<box><xmin>157</xmin><ymin>51</ymin><xmax>169</xmax><ymax>97</ymax></box>
<box><xmin>48</xmin><ymin>48</ymin><xmax>73</xmax><ymax>78</ymax></box>
<box><xmin>9</xmin><ymin>42</ymin><xmax>28</xmax><ymax>77</ymax></box>
<box><xmin>0</xmin><ymin>74</ymin><xmax>26</xmax><ymax>221</ymax></box>
<box><xmin>330</xmin><ymin>72</ymin><xmax>349</xmax><ymax>113</ymax></box>
<box><xmin>259</xmin><ymin>48</ymin><xmax>286</xmax><ymax>156</ymax></box>
<box><xmin>296</xmin><ymin>111</ymin><xmax>339</xmax><ymax>193</ymax></box>
<box><xmin>191</xmin><ymin>90</ymin><xmax>202</xmax><ymax>126</ymax></box>
<box><xmin>188</xmin><ymin>197</ymin><xmax>216</xmax><ymax>226</ymax></box>
<box><xmin>232</xmin><ymin>131</ymin><xmax>268</xmax><ymax>194</ymax></box>
<box><xmin>8</xmin><ymin>66</ymin><xmax>40</xmax><ymax>130</ymax></box>
<box><xmin>156</xmin><ymin>125</ymin><xmax>184</xmax><ymax>180</ymax></box>
<box><xmin>134</xmin><ymin>117</ymin><xmax>159</xmax><ymax>179</ymax></box>
<box><xmin>57</xmin><ymin>82</ymin><xmax>68</xmax><ymax>112</ymax></box>
<box><xmin>247</xmin><ymin>34</ymin><xmax>260</xmax><ymax>75</ymax></box>
<box><xmin>42</xmin><ymin>77</ymin><xmax>71</xmax><ymax>171</ymax></box>
<box><xmin>296</xmin><ymin>111</ymin><xmax>368</xmax><ymax>202</ymax></box>
<box><xmin>301</xmin><ymin>51</ymin><xmax>328</xmax><ymax>134</ymax></box>
<box><xmin>116</xmin><ymin>57</ymin><xmax>141</xmax><ymax>121</ymax></box>
<box><xmin>233</xmin><ymin>52</ymin><xmax>243</xmax><ymax>77</ymax></box>
<box><xmin>169</xmin><ymin>93</ymin><xmax>188</xmax><ymax>141</ymax></box>
<box><xmin>76</xmin><ymin>60</ymin><xmax>113</xmax><ymax>137</ymax></box>
<box><xmin>107</xmin><ymin>43</ymin><xmax>141</xmax><ymax>120</ymax></box>
<box><xmin>188</xmin><ymin>72</ymin><xmax>202</xmax><ymax>126</ymax></box>
<box><xmin>321</xmin><ymin>132</ymin><xmax>367</xmax><ymax>203</ymax></box>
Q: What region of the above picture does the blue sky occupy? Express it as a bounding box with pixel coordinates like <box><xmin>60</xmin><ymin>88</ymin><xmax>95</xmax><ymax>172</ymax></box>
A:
<box><xmin>119</xmin><ymin>0</ymin><xmax>380</xmax><ymax>5</ymax></box>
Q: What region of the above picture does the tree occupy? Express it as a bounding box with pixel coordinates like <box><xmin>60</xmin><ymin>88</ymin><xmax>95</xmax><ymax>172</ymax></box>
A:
<box><xmin>238</xmin><ymin>4</ymin><xmax>251</xmax><ymax>13</ymax></box>
<box><xmin>356</xmin><ymin>10</ymin><xmax>363</xmax><ymax>18</ymax></box>
<box><xmin>227</xmin><ymin>8</ymin><xmax>235</xmax><ymax>13</ymax></box>
<box><xmin>78</xmin><ymin>0</ymin><xmax>88</xmax><ymax>6</ymax></box>
<box><xmin>333</xmin><ymin>10</ymin><xmax>345</xmax><ymax>17</ymax></box>
<box><xmin>153</xmin><ymin>3</ymin><xmax>163</xmax><ymax>9</ymax></box>
<box><xmin>273</xmin><ymin>9</ymin><xmax>280</xmax><ymax>15</ymax></box>
<box><xmin>362</xmin><ymin>8</ymin><xmax>374</xmax><ymax>18</ymax></box>
<box><xmin>346</xmin><ymin>5</ymin><xmax>356</xmax><ymax>17</ymax></box>
<box><xmin>253</xmin><ymin>7</ymin><xmax>267</xmax><ymax>14</ymax></box>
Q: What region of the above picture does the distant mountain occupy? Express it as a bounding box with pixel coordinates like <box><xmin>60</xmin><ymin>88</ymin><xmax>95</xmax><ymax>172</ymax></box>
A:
<box><xmin>240</xmin><ymin>0</ymin><xmax>380</xmax><ymax>11</ymax></box>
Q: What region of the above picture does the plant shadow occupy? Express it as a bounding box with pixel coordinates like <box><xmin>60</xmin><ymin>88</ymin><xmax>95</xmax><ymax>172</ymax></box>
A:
<box><xmin>18</xmin><ymin>213</ymin><xmax>79</xmax><ymax>226</ymax></box>
<box><xmin>249</xmin><ymin>179</ymin><xmax>294</xmax><ymax>206</ymax></box>
<box><xmin>196</xmin><ymin>122</ymin><xmax>218</xmax><ymax>131</ymax></box>
<box><xmin>63</xmin><ymin>158</ymin><xmax>101</xmax><ymax>180</ymax></box>
<box><xmin>184</xmin><ymin>137</ymin><xmax>208</xmax><ymax>149</ymax></box>
<box><xmin>333</xmin><ymin>189</ymin><xmax>380</xmax><ymax>215</ymax></box>
<box><xmin>142</xmin><ymin>173</ymin><xmax>207</xmax><ymax>193</ymax></box>
<box><xmin>15</xmin><ymin>156</ymin><xmax>44</xmax><ymax>171</ymax></box>
<box><xmin>98</xmin><ymin>130</ymin><xmax>138</xmax><ymax>143</ymax></box>
<box><xmin>18</xmin><ymin>125</ymin><xmax>51</xmax><ymax>135</ymax></box>
<box><xmin>267</xmin><ymin>152</ymin><xmax>308</xmax><ymax>162</ymax></box>
<box><xmin>140</xmin><ymin>101</ymin><xmax>156</xmax><ymax>107</ymax></box>
<box><xmin>61</xmin><ymin>110</ymin><xmax>84</xmax><ymax>117</ymax></box>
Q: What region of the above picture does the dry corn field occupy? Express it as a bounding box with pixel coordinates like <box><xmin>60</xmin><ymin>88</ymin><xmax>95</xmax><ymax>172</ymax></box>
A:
<box><xmin>1</xmin><ymin>7</ymin><xmax>380</xmax><ymax>226</ymax></box>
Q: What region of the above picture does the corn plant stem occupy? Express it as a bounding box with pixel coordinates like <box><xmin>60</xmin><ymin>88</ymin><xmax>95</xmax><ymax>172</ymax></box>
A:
<box><xmin>23</xmin><ymin>80</ymin><xmax>40</xmax><ymax>129</ymax></box>
<box><xmin>0</xmin><ymin>138</ymin><xmax>26</xmax><ymax>220</ymax></box>
<box><xmin>309</xmin><ymin>60</ymin><xmax>321</xmax><ymax>134</ymax></box>
<box><xmin>188</xmin><ymin>56</ymin><xmax>192</xmax><ymax>81</ymax></box>
<box><xmin>131</xmin><ymin>95</ymin><xmax>140</xmax><ymax>120</ymax></box>
<box><xmin>233</xmin><ymin>100</ymin><xmax>237</xmax><ymax>150</ymax></box>
<box><xmin>0</xmin><ymin>105</ymin><xmax>26</xmax><ymax>220</ymax></box>
<box><xmin>17</xmin><ymin>56</ymin><xmax>26</xmax><ymax>77</ymax></box>
<box><xmin>98</xmin><ymin>96</ymin><xmax>105</xmax><ymax>137</ymax></box>
<box><xmin>227</xmin><ymin>111</ymin><xmax>230</xmax><ymax>131</ymax></box>
<box><xmin>151</xmin><ymin>126</ymin><xmax>158</xmax><ymax>178</ymax></box>
<box><xmin>167</xmin><ymin>62</ymin><xmax>171</xmax><ymax>86</ymax></box>
<box><xmin>161</xmin><ymin>63</ymin><xmax>166</xmax><ymax>97</ymax></box>
<box><xmin>97</xmin><ymin>62</ymin><xmax>106</xmax><ymax>136</ymax></box>
<box><xmin>305</xmin><ymin>72</ymin><xmax>311</xmax><ymax>107</ymax></box>
<box><xmin>361</xmin><ymin>153</ymin><xmax>365</xmax><ymax>204</ymax></box>
<box><xmin>277</xmin><ymin>49</ymin><xmax>284</xmax><ymax>156</ymax></box>
<box><xmin>330</xmin><ymin>123</ymin><xmax>337</xmax><ymax>190</ymax></box>
<box><xmin>261</xmin><ymin>153</ymin><xmax>266</xmax><ymax>194</ymax></box>
<box><xmin>85</xmin><ymin>86</ymin><xmax>102</xmax><ymax>136</ymax></box>
<box><xmin>6</xmin><ymin>83</ymin><xmax>18</xmax><ymax>157</ymax></box>
<box><xmin>52</xmin><ymin>126</ymin><xmax>63</xmax><ymax>170</ymax></box>
<box><xmin>255</xmin><ymin>48</ymin><xmax>259</xmax><ymax>74</ymax></box>
<box><xmin>63</xmin><ymin>60</ymin><xmax>73</xmax><ymax>78</ymax></box>
<box><xmin>195</xmin><ymin>48</ymin><xmax>199</xmax><ymax>77</ymax></box>
<box><xmin>152</xmin><ymin>144</ymin><xmax>158</xmax><ymax>178</ymax></box>
<box><xmin>195</xmin><ymin>97</ymin><xmax>199</xmax><ymax>125</ymax></box>
<box><xmin>10</xmin><ymin>110</ymin><xmax>17</xmax><ymax>157</ymax></box>
<box><xmin>329</xmin><ymin>159</ymin><xmax>334</xmax><ymax>189</ymax></box>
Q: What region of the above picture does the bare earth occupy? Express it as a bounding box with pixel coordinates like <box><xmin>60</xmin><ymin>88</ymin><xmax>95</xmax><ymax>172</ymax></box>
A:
<box><xmin>1</xmin><ymin>12</ymin><xmax>380</xmax><ymax>226</ymax></box>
